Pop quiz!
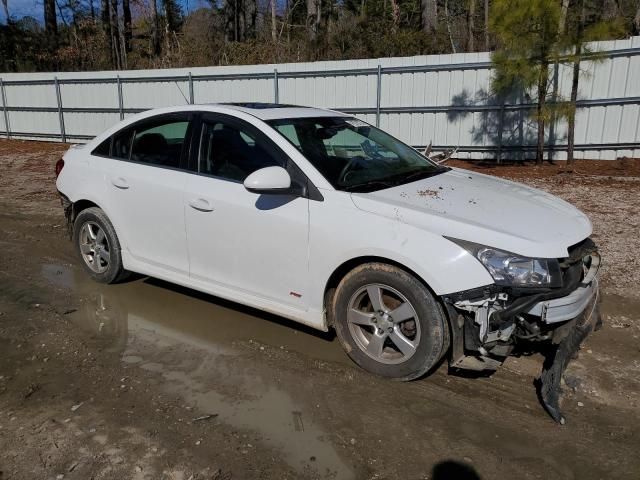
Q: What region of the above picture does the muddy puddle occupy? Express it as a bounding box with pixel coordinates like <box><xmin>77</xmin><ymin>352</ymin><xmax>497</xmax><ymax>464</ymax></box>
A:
<box><xmin>41</xmin><ymin>263</ymin><xmax>355</xmax><ymax>479</ymax></box>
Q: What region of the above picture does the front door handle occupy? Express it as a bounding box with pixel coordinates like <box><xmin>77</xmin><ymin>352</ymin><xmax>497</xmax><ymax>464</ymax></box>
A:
<box><xmin>111</xmin><ymin>177</ymin><xmax>129</xmax><ymax>189</ymax></box>
<box><xmin>188</xmin><ymin>198</ymin><xmax>214</xmax><ymax>212</ymax></box>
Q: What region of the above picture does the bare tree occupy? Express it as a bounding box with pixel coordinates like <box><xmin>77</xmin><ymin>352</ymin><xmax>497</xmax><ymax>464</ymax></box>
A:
<box><xmin>484</xmin><ymin>0</ymin><xmax>489</xmax><ymax>49</ymax></box>
<box><xmin>390</xmin><ymin>0</ymin><xmax>400</xmax><ymax>32</ymax></box>
<box><xmin>444</xmin><ymin>0</ymin><xmax>456</xmax><ymax>53</ymax></box>
<box><xmin>468</xmin><ymin>0</ymin><xmax>476</xmax><ymax>51</ymax></box>
<box><xmin>271</xmin><ymin>0</ymin><xmax>277</xmax><ymax>41</ymax></box>
<box><xmin>109</xmin><ymin>0</ymin><xmax>122</xmax><ymax>68</ymax></box>
<box><xmin>123</xmin><ymin>0</ymin><xmax>132</xmax><ymax>52</ymax></box>
<box><xmin>1</xmin><ymin>0</ymin><xmax>8</xmax><ymax>24</ymax></box>
<box><xmin>44</xmin><ymin>0</ymin><xmax>57</xmax><ymax>35</ymax></box>
<box><xmin>634</xmin><ymin>3</ymin><xmax>640</xmax><ymax>34</ymax></box>
<box><xmin>421</xmin><ymin>0</ymin><xmax>437</xmax><ymax>33</ymax></box>
<box><xmin>150</xmin><ymin>0</ymin><xmax>161</xmax><ymax>54</ymax></box>
<box><xmin>306</xmin><ymin>0</ymin><xmax>321</xmax><ymax>41</ymax></box>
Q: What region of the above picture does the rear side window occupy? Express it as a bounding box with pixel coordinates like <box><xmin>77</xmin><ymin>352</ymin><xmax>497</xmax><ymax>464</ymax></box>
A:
<box><xmin>131</xmin><ymin>121</ymin><xmax>189</xmax><ymax>168</ymax></box>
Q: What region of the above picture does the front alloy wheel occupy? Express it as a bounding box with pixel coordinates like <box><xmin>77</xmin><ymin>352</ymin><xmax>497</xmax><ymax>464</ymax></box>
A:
<box><xmin>332</xmin><ymin>263</ymin><xmax>449</xmax><ymax>381</ymax></box>
<box><xmin>347</xmin><ymin>284</ymin><xmax>421</xmax><ymax>365</ymax></box>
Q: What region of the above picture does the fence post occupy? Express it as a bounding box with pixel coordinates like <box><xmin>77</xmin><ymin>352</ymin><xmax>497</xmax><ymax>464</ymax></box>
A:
<box><xmin>0</xmin><ymin>78</ymin><xmax>9</xmax><ymax>139</ymax></box>
<box><xmin>496</xmin><ymin>101</ymin><xmax>505</xmax><ymax>164</ymax></box>
<box><xmin>117</xmin><ymin>76</ymin><xmax>124</xmax><ymax>120</ymax></box>
<box><xmin>54</xmin><ymin>77</ymin><xmax>66</xmax><ymax>143</ymax></box>
<box><xmin>375</xmin><ymin>64</ymin><xmax>382</xmax><ymax>127</ymax></box>
<box><xmin>188</xmin><ymin>72</ymin><xmax>195</xmax><ymax>104</ymax></box>
<box><xmin>273</xmin><ymin>69</ymin><xmax>279</xmax><ymax>104</ymax></box>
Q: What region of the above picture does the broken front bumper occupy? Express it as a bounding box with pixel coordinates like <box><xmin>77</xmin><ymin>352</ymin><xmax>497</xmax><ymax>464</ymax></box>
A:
<box><xmin>445</xmin><ymin>249</ymin><xmax>602</xmax><ymax>423</ymax></box>
<box><xmin>536</xmin><ymin>254</ymin><xmax>602</xmax><ymax>424</ymax></box>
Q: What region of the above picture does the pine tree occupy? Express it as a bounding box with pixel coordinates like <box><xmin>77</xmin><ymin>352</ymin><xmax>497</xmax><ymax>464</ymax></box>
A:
<box><xmin>490</xmin><ymin>0</ymin><xmax>562</xmax><ymax>164</ymax></box>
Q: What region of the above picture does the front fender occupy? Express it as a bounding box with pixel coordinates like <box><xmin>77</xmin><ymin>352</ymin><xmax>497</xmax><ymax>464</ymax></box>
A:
<box><xmin>308</xmin><ymin>191</ymin><xmax>494</xmax><ymax>312</ymax></box>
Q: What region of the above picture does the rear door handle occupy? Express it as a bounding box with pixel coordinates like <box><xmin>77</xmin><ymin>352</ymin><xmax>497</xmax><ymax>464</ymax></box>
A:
<box><xmin>111</xmin><ymin>177</ymin><xmax>129</xmax><ymax>189</ymax></box>
<box><xmin>188</xmin><ymin>198</ymin><xmax>214</xmax><ymax>212</ymax></box>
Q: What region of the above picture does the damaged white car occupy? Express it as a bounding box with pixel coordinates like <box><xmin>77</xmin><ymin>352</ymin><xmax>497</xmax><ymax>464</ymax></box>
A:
<box><xmin>56</xmin><ymin>103</ymin><xmax>601</xmax><ymax>423</ymax></box>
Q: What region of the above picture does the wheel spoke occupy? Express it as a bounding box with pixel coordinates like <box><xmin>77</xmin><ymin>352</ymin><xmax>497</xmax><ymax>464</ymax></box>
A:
<box><xmin>86</xmin><ymin>223</ymin><xmax>97</xmax><ymax>240</ymax></box>
<box><xmin>101</xmin><ymin>249</ymin><xmax>111</xmax><ymax>265</ymax></box>
<box><xmin>366</xmin><ymin>333</ymin><xmax>386</xmax><ymax>358</ymax></box>
<box><xmin>388</xmin><ymin>329</ymin><xmax>417</xmax><ymax>357</ymax></box>
<box><xmin>80</xmin><ymin>243</ymin><xmax>93</xmax><ymax>255</ymax></box>
<box><xmin>366</xmin><ymin>285</ymin><xmax>386</xmax><ymax>313</ymax></box>
<box><xmin>389</xmin><ymin>302</ymin><xmax>415</xmax><ymax>323</ymax></box>
<box><xmin>95</xmin><ymin>228</ymin><xmax>105</xmax><ymax>245</ymax></box>
<box><xmin>348</xmin><ymin>308</ymin><xmax>374</xmax><ymax>326</ymax></box>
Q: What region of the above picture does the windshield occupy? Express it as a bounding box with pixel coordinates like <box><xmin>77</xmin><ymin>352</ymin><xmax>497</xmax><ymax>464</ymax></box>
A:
<box><xmin>267</xmin><ymin>117</ymin><xmax>447</xmax><ymax>192</ymax></box>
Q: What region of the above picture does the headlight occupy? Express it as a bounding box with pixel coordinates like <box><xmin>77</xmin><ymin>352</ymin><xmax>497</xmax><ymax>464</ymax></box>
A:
<box><xmin>448</xmin><ymin>238</ymin><xmax>562</xmax><ymax>287</ymax></box>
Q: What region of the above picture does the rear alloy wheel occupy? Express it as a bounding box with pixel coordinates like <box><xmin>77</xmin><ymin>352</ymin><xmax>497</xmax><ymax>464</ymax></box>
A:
<box><xmin>332</xmin><ymin>263</ymin><xmax>449</xmax><ymax>381</ymax></box>
<box><xmin>73</xmin><ymin>207</ymin><xmax>128</xmax><ymax>284</ymax></box>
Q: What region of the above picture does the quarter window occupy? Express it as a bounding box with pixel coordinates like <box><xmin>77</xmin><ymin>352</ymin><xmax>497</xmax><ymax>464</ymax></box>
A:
<box><xmin>112</xmin><ymin>129</ymin><xmax>133</xmax><ymax>160</ymax></box>
<box><xmin>199</xmin><ymin>120</ymin><xmax>283</xmax><ymax>182</ymax></box>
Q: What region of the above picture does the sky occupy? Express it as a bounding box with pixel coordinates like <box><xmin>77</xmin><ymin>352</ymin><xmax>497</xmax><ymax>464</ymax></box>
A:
<box><xmin>0</xmin><ymin>0</ymin><xmax>208</xmax><ymax>25</ymax></box>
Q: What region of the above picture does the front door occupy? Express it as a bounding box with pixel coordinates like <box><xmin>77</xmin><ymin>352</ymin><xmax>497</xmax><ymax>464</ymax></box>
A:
<box><xmin>184</xmin><ymin>114</ymin><xmax>310</xmax><ymax>309</ymax></box>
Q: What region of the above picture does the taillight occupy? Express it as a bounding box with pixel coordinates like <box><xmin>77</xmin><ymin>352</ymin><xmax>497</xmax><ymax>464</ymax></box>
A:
<box><xmin>55</xmin><ymin>158</ymin><xmax>65</xmax><ymax>178</ymax></box>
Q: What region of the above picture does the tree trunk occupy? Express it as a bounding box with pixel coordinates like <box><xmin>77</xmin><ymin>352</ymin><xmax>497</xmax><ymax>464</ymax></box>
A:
<box><xmin>123</xmin><ymin>0</ymin><xmax>132</xmax><ymax>52</ymax></box>
<box><xmin>484</xmin><ymin>0</ymin><xmax>489</xmax><ymax>50</ymax></box>
<box><xmin>634</xmin><ymin>4</ymin><xmax>640</xmax><ymax>35</ymax></box>
<box><xmin>536</xmin><ymin>62</ymin><xmax>549</xmax><ymax>165</ymax></box>
<box><xmin>44</xmin><ymin>0</ymin><xmax>57</xmax><ymax>35</ymax></box>
<box><xmin>306</xmin><ymin>0</ymin><xmax>321</xmax><ymax>42</ymax></box>
<box><xmin>150</xmin><ymin>0</ymin><xmax>161</xmax><ymax>55</ymax></box>
<box><xmin>390</xmin><ymin>0</ymin><xmax>400</xmax><ymax>32</ymax></box>
<box><xmin>444</xmin><ymin>0</ymin><xmax>456</xmax><ymax>53</ymax></box>
<box><xmin>1</xmin><ymin>0</ymin><xmax>8</xmax><ymax>24</ymax></box>
<box><xmin>567</xmin><ymin>0</ymin><xmax>586</xmax><ymax>166</ymax></box>
<box><xmin>547</xmin><ymin>0</ymin><xmax>570</xmax><ymax>162</ymax></box>
<box><xmin>101</xmin><ymin>0</ymin><xmax>112</xmax><ymax>65</ymax></box>
<box><xmin>109</xmin><ymin>0</ymin><xmax>122</xmax><ymax>69</ymax></box>
<box><xmin>421</xmin><ymin>0</ymin><xmax>437</xmax><ymax>33</ymax></box>
<box><xmin>468</xmin><ymin>0</ymin><xmax>476</xmax><ymax>51</ymax></box>
<box><xmin>271</xmin><ymin>0</ymin><xmax>277</xmax><ymax>41</ymax></box>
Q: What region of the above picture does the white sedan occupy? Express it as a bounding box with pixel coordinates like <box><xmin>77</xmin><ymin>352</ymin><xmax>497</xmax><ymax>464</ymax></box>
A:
<box><xmin>56</xmin><ymin>103</ymin><xmax>601</xmax><ymax>422</ymax></box>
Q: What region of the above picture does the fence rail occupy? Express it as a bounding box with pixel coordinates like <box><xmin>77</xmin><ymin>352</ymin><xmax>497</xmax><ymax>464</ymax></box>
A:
<box><xmin>2</xmin><ymin>37</ymin><xmax>640</xmax><ymax>160</ymax></box>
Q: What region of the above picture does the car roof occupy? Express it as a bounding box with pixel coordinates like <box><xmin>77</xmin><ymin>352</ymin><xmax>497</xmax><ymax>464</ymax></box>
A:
<box><xmin>212</xmin><ymin>103</ymin><xmax>350</xmax><ymax>121</ymax></box>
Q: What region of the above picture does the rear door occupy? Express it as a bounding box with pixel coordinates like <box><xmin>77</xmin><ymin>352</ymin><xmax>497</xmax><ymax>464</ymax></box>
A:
<box><xmin>184</xmin><ymin>113</ymin><xmax>310</xmax><ymax>309</ymax></box>
<box><xmin>93</xmin><ymin>113</ymin><xmax>194</xmax><ymax>275</ymax></box>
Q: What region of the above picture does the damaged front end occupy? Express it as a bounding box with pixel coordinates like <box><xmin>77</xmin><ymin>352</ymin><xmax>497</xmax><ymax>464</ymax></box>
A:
<box><xmin>442</xmin><ymin>238</ymin><xmax>602</xmax><ymax>424</ymax></box>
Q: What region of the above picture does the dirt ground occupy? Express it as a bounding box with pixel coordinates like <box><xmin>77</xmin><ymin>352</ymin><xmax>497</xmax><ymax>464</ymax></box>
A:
<box><xmin>1</xmin><ymin>139</ymin><xmax>639</xmax><ymax>480</ymax></box>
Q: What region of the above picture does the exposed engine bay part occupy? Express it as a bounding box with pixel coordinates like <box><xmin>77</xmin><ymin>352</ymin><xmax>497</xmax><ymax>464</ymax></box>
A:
<box><xmin>423</xmin><ymin>140</ymin><xmax>459</xmax><ymax>164</ymax></box>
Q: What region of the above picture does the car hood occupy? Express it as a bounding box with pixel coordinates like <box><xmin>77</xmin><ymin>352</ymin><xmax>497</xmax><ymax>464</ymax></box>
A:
<box><xmin>350</xmin><ymin>167</ymin><xmax>592</xmax><ymax>258</ymax></box>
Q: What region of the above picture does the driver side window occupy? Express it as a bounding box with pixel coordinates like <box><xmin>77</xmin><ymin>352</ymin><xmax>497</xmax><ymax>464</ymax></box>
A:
<box><xmin>199</xmin><ymin>119</ymin><xmax>284</xmax><ymax>182</ymax></box>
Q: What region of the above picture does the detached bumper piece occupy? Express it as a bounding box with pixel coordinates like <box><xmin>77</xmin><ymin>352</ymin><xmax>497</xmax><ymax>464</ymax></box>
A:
<box><xmin>538</xmin><ymin>279</ymin><xmax>602</xmax><ymax>424</ymax></box>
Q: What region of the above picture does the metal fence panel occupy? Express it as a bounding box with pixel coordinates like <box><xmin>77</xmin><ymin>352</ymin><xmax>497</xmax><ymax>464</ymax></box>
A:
<box><xmin>1</xmin><ymin>36</ymin><xmax>640</xmax><ymax>159</ymax></box>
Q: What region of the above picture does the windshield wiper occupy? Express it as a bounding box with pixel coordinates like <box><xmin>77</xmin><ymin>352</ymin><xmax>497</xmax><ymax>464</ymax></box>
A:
<box><xmin>393</xmin><ymin>166</ymin><xmax>450</xmax><ymax>185</ymax></box>
<box><xmin>342</xmin><ymin>180</ymin><xmax>396</xmax><ymax>193</ymax></box>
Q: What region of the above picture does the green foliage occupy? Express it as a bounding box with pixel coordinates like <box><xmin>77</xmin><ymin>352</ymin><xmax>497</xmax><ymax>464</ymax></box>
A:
<box><xmin>489</xmin><ymin>0</ymin><xmax>561</xmax><ymax>96</ymax></box>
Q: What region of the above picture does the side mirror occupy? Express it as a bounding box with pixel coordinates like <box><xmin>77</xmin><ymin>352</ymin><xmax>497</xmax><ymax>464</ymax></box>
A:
<box><xmin>244</xmin><ymin>166</ymin><xmax>293</xmax><ymax>195</ymax></box>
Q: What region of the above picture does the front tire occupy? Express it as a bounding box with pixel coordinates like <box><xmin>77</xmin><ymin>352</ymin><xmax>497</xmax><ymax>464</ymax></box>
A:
<box><xmin>73</xmin><ymin>207</ymin><xmax>128</xmax><ymax>284</ymax></box>
<box><xmin>331</xmin><ymin>263</ymin><xmax>449</xmax><ymax>381</ymax></box>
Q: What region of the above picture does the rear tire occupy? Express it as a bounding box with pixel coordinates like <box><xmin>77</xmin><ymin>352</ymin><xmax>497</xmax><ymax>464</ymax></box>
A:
<box><xmin>73</xmin><ymin>207</ymin><xmax>129</xmax><ymax>284</ymax></box>
<box><xmin>331</xmin><ymin>263</ymin><xmax>449</xmax><ymax>381</ymax></box>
